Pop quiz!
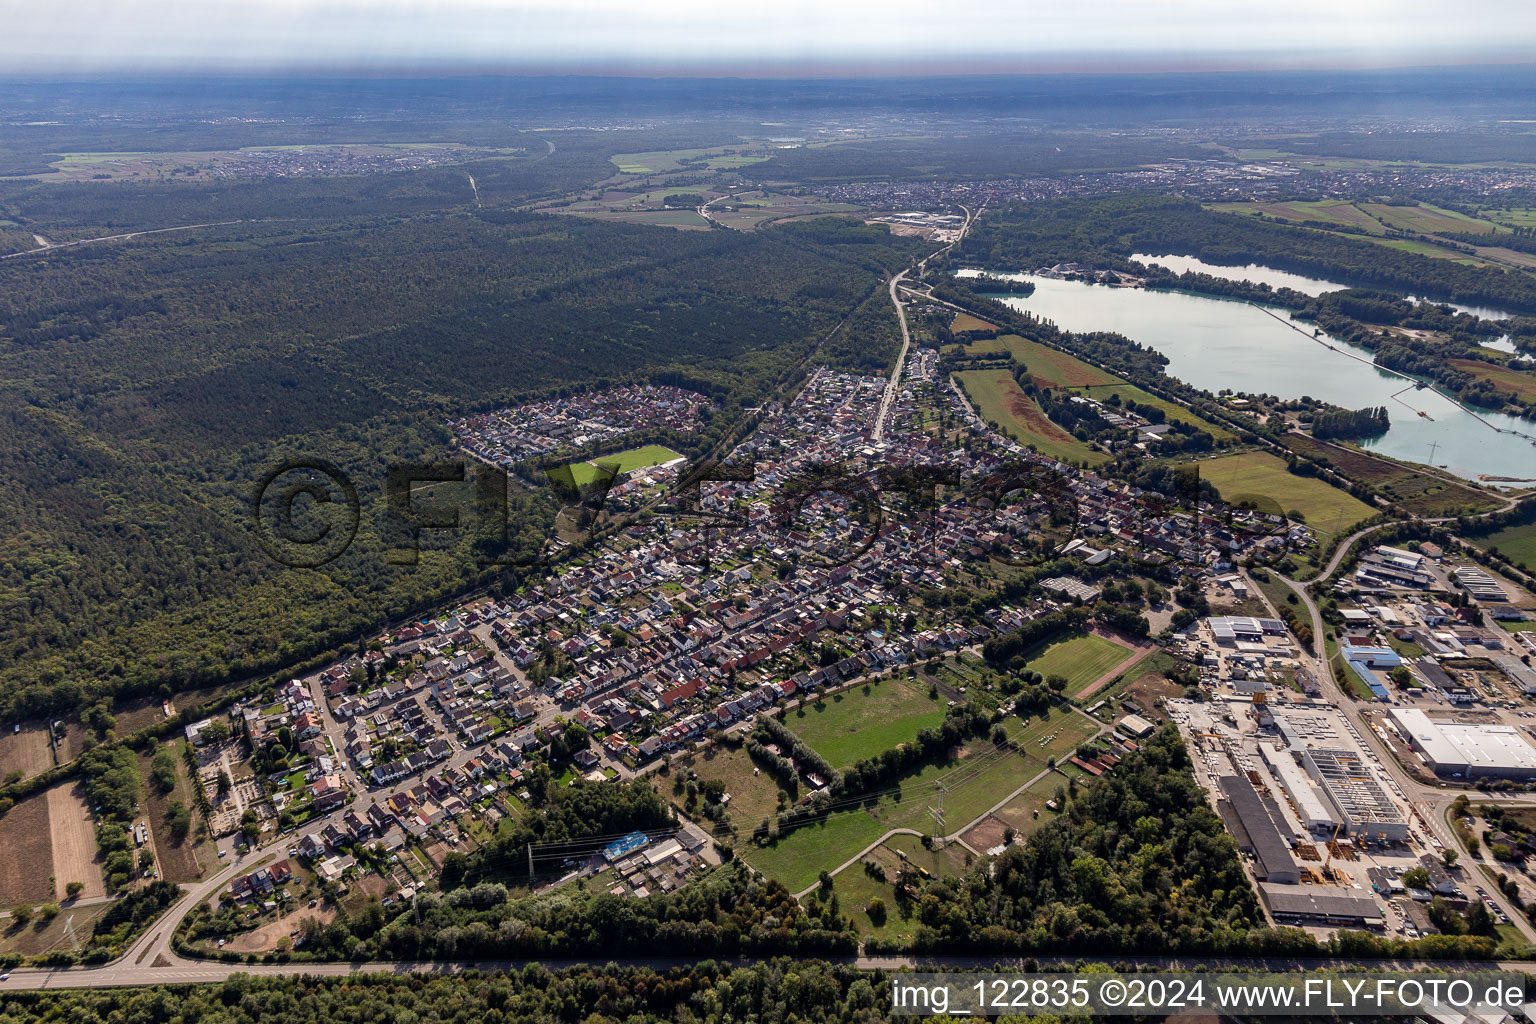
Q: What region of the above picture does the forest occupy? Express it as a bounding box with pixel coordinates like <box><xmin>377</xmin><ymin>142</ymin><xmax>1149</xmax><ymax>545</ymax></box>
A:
<box><xmin>0</xmin><ymin>960</ymin><xmax>1126</xmax><ymax>1024</ymax></box>
<box><xmin>0</xmin><ymin>172</ymin><xmax>924</xmax><ymax>719</ymax></box>
<box><xmin>889</xmin><ymin>728</ymin><xmax>1500</xmax><ymax>961</ymax></box>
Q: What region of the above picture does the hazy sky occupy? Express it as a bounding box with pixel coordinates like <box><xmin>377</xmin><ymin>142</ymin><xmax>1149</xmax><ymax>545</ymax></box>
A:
<box><xmin>8</xmin><ymin>0</ymin><xmax>1536</xmax><ymax>73</ymax></box>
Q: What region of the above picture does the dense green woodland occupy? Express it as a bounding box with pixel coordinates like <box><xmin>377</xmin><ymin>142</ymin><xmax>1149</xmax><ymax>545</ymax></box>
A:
<box><xmin>0</xmin><ymin>159</ymin><xmax>921</xmax><ymax>719</ymax></box>
<box><xmin>0</xmin><ymin>963</ymin><xmax>1086</xmax><ymax>1024</ymax></box>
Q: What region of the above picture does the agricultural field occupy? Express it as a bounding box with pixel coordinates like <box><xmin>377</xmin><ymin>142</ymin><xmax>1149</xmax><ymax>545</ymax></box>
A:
<box><xmin>951</xmin><ymin>334</ymin><xmax>1232</xmax><ymax>439</ymax></box>
<box><xmin>786</xmin><ymin>677</ymin><xmax>945</xmax><ymax>769</ymax></box>
<box><xmin>609</xmin><ymin>146</ymin><xmax>768</xmax><ymax>174</ymax></box>
<box><xmin>31</xmin><ymin>143</ymin><xmax>516</xmax><ymax>182</ymax></box>
<box><xmin>0</xmin><ymin>792</ymin><xmax>55</xmax><ymax>906</ymax></box>
<box><xmin>0</xmin><ymin>722</ymin><xmax>55</xmax><ymax>784</ymax></box>
<box><xmin>138</xmin><ymin>746</ymin><xmax>215</xmax><ymax>884</ymax></box>
<box><xmin>1009</xmin><ymin>710</ymin><xmax>1101</xmax><ymax>767</ymax></box>
<box><xmin>1448</xmin><ymin>359</ymin><xmax>1536</xmax><ymax>402</ymax></box>
<box><xmin>812</xmin><ymin>858</ymin><xmax>909</xmax><ymax>942</ymax></box>
<box><xmin>1280</xmin><ymin>435</ymin><xmax>1502</xmax><ymax>516</ymax></box>
<box><xmin>47</xmin><ymin>782</ymin><xmax>106</xmax><ymax>901</ymax></box>
<box><xmin>566</xmin><ymin>208</ymin><xmax>712</xmax><ymax>230</ymax></box>
<box><xmin>1480</xmin><ymin>521</ymin><xmax>1536</xmax><ymax>570</ymax></box>
<box><xmin>742</xmin><ymin>739</ymin><xmax>1037</xmax><ymax>891</ymax></box>
<box><xmin>1360</xmin><ymin>202</ymin><xmax>1504</xmax><ymax>236</ymax></box>
<box><xmin>1484</xmin><ymin>209</ymin><xmax>1536</xmax><ymax>228</ymax></box>
<box><xmin>1207</xmin><ymin>199</ymin><xmax>1388</xmax><ymax>234</ymax></box>
<box><xmin>991</xmin><ymin>334</ymin><xmax>1119</xmax><ymax>388</ymax></box>
<box><xmin>1375</xmin><ymin>238</ymin><xmax>1487</xmax><ymax>265</ymax></box>
<box><xmin>954</xmin><ymin>369</ymin><xmax>1107</xmax><ymax>465</ymax></box>
<box><xmin>882</xmin><ymin>832</ymin><xmax>974</xmax><ymax>880</ymax></box>
<box><xmin>559</xmin><ymin>444</ymin><xmax>682</xmax><ymax>487</ymax></box>
<box><xmin>989</xmin><ymin>773</ymin><xmax>1069</xmax><ymax>839</ymax></box>
<box><xmin>707</xmin><ymin>194</ymin><xmax>865</xmax><ymax>231</ymax></box>
<box><xmin>1196</xmin><ymin>450</ymin><xmax>1376</xmax><ymax>545</ymax></box>
<box><xmin>950</xmin><ymin>311</ymin><xmax>998</xmax><ymax>334</ymax></box>
<box><xmin>1016</xmin><ymin>632</ymin><xmax>1138</xmax><ymax>701</ymax></box>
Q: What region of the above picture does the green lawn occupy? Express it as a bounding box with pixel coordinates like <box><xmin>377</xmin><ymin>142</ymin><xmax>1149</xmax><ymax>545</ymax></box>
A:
<box><xmin>1196</xmin><ymin>450</ymin><xmax>1376</xmax><ymax>546</ymax></box>
<box><xmin>788</xmin><ymin>677</ymin><xmax>945</xmax><ymax>769</ymax></box>
<box><xmin>989</xmin><ymin>773</ymin><xmax>1070</xmax><ymax>840</ymax></box>
<box><xmin>1008</xmin><ymin>710</ymin><xmax>1100</xmax><ymax>765</ymax></box>
<box><xmin>1019</xmin><ymin>632</ymin><xmax>1135</xmax><ymax>700</ymax></box>
<box><xmin>954</xmin><ymin>369</ymin><xmax>1107</xmax><ymax>465</ymax></box>
<box><xmin>674</xmin><ymin>745</ymin><xmax>788</xmax><ymax>832</ymax></box>
<box><xmin>741</xmin><ymin>741</ymin><xmax>1037</xmax><ymax>891</ymax></box>
<box><xmin>811</xmin><ymin>861</ymin><xmax>910</xmax><ymax>942</ymax></box>
<box><xmin>559</xmin><ymin>444</ymin><xmax>682</xmax><ymax>487</ymax></box>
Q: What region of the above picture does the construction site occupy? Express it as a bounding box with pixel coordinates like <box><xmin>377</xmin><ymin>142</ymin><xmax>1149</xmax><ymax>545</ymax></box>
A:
<box><xmin>1169</xmin><ymin>695</ymin><xmax>1440</xmax><ymax>938</ymax></box>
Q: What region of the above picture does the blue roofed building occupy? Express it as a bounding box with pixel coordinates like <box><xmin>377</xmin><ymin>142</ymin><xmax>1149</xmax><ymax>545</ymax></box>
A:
<box><xmin>603</xmin><ymin>830</ymin><xmax>651</xmax><ymax>862</ymax></box>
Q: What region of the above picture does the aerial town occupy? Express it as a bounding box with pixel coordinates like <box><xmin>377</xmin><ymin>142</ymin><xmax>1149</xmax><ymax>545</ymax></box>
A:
<box><xmin>153</xmin><ymin>318</ymin><xmax>1536</xmax><ymax>956</ymax></box>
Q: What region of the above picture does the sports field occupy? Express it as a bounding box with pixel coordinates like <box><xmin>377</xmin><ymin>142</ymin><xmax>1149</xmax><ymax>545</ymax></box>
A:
<box><xmin>954</xmin><ymin>369</ymin><xmax>1106</xmax><ymax>465</ymax></box>
<box><xmin>1197</xmin><ymin>451</ymin><xmax>1376</xmax><ymax>545</ymax></box>
<box><xmin>787</xmin><ymin>677</ymin><xmax>945</xmax><ymax>769</ymax></box>
<box><xmin>559</xmin><ymin>444</ymin><xmax>682</xmax><ymax>487</ymax></box>
<box><xmin>1018</xmin><ymin>632</ymin><xmax>1136</xmax><ymax>700</ymax></box>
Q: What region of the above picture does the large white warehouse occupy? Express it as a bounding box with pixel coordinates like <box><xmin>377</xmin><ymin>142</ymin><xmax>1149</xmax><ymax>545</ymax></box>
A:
<box><xmin>1389</xmin><ymin>707</ymin><xmax>1536</xmax><ymax>780</ymax></box>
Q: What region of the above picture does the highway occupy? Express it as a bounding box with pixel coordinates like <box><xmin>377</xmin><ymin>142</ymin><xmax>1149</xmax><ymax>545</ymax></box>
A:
<box><xmin>5</xmin><ymin>947</ymin><xmax>1534</xmax><ymax>992</ymax></box>
<box><xmin>872</xmin><ymin>204</ymin><xmax>978</xmax><ymax>442</ymax></box>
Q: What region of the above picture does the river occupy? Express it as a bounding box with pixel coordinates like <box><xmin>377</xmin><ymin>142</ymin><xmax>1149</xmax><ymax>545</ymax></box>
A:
<box><xmin>957</xmin><ymin>269</ymin><xmax>1536</xmax><ymax>480</ymax></box>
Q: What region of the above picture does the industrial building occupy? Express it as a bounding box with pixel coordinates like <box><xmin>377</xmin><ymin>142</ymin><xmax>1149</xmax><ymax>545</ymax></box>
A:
<box><xmin>1451</xmin><ymin>565</ymin><xmax>1508</xmax><ymax>602</ymax></box>
<box><xmin>1118</xmin><ymin>714</ymin><xmax>1155</xmax><ymax>739</ymax></box>
<box><xmin>1300</xmin><ymin>748</ymin><xmax>1410</xmax><ymax>842</ymax></box>
<box><xmin>1259</xmin><ymin>883</ymin><xmax>1385</xmax><ymax>928</ymax></box>
<box><xmin>1260</xmin><ymin>744</ymin><xmax>1336</xmax><ymax>833</ymax></box>
<box><xmin>1208</xmin><ymin>616</ymin><xmax>1287</xmax><ymax>645</ymax></box>
<box><xmin>1339</xmin><ymin>638</ymin><xmax>1400</xmax><ymax>700</ymax></box>
<box><xmin>1388</xmin><ymin>708</ymin><xmax>1536</xmax><ymax>780</ymax></box>
<box><xmin>1217</xmin><ymin>774</ymin><xmax>1301</xmax><ymax>884</ymax></box>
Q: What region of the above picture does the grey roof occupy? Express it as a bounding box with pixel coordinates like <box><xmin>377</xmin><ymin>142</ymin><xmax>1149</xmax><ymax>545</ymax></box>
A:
<box><xmin>1218</xmin><ymin>774</ymin><xmax>1296</xmax><ymax>882</ymax></box>
<box><xmin>1260</xmin><ymin>883</ymin><xmax>1384</xmax><ymax>923</ymax></box>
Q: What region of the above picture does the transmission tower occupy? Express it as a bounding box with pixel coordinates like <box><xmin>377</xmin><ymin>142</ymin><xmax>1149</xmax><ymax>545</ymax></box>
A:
<box><xmin>929</xmin><ymin>781</ymin><xmax>947</xmax><ymax>849</ymax></box>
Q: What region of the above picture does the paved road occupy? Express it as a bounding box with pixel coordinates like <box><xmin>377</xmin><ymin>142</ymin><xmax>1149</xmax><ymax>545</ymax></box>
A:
<box><xmin>871</xmin><ymin>269</ymin><xmax>912</xmax><ymax>442</ymax></box>
<box><xmin>6</xmin><ymin>949</ymin><xmax>1536</xmax><ymax>991</ymax></box>
<box><xmin>1</xmin><ymin>220</ymin><xmax>245</xmax><ymax>260</ymax></box>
